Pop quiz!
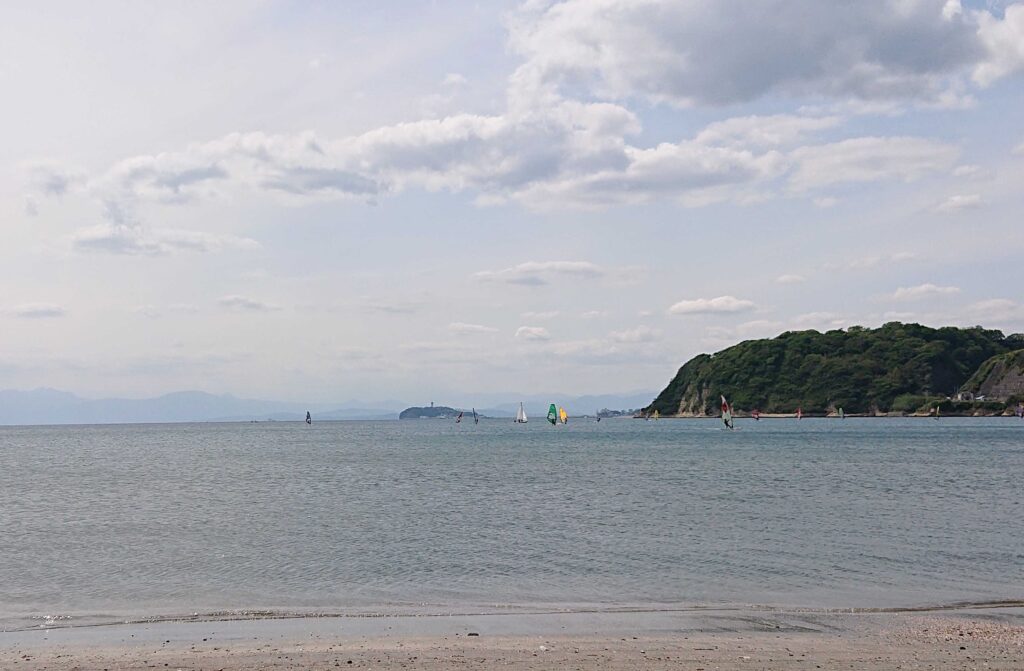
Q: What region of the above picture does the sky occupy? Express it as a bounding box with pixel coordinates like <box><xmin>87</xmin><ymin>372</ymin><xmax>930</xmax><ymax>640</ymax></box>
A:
<box><xmin>2</xmin><ymin>0</ymin><xmax>1024</xmax><ymax>403</ymax></box>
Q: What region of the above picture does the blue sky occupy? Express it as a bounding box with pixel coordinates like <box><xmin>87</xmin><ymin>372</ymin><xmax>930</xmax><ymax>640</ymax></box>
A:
<box><xmin>2</xmin><ymin>0</ymin><xmax>1023</xmax><ymax>402</ymax></box>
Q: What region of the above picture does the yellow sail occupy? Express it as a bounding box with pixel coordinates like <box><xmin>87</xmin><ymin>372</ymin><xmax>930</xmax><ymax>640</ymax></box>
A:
<box><xmin>558</xmin><ymin>406</ymin><xmax>568</xmax><ymax>424</ymax></box>
<box><xmin>653</xmin><ymin>409</ymin><xmax>660</xmax><ymax>420</ymax></box>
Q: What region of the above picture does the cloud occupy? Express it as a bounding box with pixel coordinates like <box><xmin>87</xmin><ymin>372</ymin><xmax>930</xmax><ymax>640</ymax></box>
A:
<box><xmin>952</xmin><ymin>164</ymin><xmax>981</xmax><ymax>177</ymax></box>
<box><xmin>508</xmin><ymin>0</ymin><xmax>1017</xmax><ymax>108</ymax></box>
<box><xmin>476</xmin><ymin>260</ymin><xmax>606</xmax><ymax>285</ymax></box>
<box><xmin>935</xmin><ymin>193</ymin><xmax>983</xmax><ymax>211</ymax></box>
<box><xmin>442</xmin><ymin>73</ymin><xmax>468</xmax><ymax>87</ymax></box>
<box><xmin>28</xmin><ymin>163</ymin><xmax>84</xmax><ymax>196</ymax></box>
<box><xmin>694</xmin><ymin>115</ymin><xmax>840</xmax><ymax>148</ymax></box>
<box><xmin>218</xmin><ymin>295</ymin><xmax>280</xmax><ymax>312</ymax></box>
<box><xmin>840</xmin><ymin>251</ymin><xmax>919</xmax><ymax>270</ymax></box>
<box><xmin>71</xmin><ymin>224</ymin><xmax>260</xmax><ymax>256</ymax></box>
<box><xmin>668</xmin><ymin>295</ymin><xmax>756</xmax><ymax>315</ymax></box>
<box><xmin>448</xmin><ymin>322</ymin><xmax>498</xmax><ymax>334</ymax></box>
<box><xmin>788</xmin><ymin>137</ymin><xmax>958</xmax><ymax>191</ymax></box>
<box><xmin>890</xmin><ymin>283</ymin><xmax>961</xmax><ymax>300</ymax></box>
<box><xmin>581</xmin><ymin>310</ymin><xmax>607</xmax><ymax>318</ymax></box>
<box><xmin>968</xmin><ymin>298</ymin><xmax>1024</xmax><ymax>324</ymax></box>
<box><xmin>609</xmin><ymin>325</ymin><xmax>662</xmax><ymax>343</ymax></box>
<box><xmin>515</xmin><ymin>325</ymin><xmax>551</xmax><ymax>341</ymax></box>
<box><xmin>972</xmin><ymin>4</ymin><xmax>1024</xmax><ymax>86</ymax></box>
<box><xmin>6</xmin><ymin>303</ymin><xmax>67</xmax><ymax>318</ymax></box>
<box><xmin>776</xmin><ymin>274</ymin><xmax>806</xmax><ymax>284</ymax></box>
<box><xmin>520</xmin><ymin>310</ymin><xmax>559</xmax><ymax>320</ymax></box>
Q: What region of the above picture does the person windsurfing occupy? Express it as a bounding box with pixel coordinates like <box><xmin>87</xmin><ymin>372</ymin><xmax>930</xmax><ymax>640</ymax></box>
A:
<box><xmin>305</xmin><ymin>411</ymin><xmax>311</xmax><ymax>425</ymax></box>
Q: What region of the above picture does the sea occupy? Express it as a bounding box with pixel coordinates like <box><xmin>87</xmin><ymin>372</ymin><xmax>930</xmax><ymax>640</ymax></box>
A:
<box><xmin>0</xmin><ymin>417</ymin><xmax>1021</xmax><ymax>631</ymax></box>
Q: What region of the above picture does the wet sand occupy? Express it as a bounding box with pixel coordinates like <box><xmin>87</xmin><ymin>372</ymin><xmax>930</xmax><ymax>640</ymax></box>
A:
<box><xmin>3</xmin><ymin>606</ymin><xmax>1022</xmax><ymax>669</ymax></box>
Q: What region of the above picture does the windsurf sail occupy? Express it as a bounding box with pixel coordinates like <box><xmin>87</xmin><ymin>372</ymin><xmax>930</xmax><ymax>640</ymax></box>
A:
<box><xmin>796</xmin><ymin>407</ymin><xmax>802</xmax><ymax>420</ymax></box>
<box><xmin>595</xmin><ymin>409</ymin><xmax>601</xmax><ymax>422</ymax></box>
<box><xmin>472</xmin><ymin>407</ymin><xmax>479</xmax><ymax>424</ymax></box>
<box><xmin>838</xmin><ymin>407</ymin><xmax>845</xmax><ymax>419</ymax></box>
<box><xmin>456</xmin><ymin>411</ymin><xmax>463</xmax><ymax>423</ymax></box>
<box><xmin>1017</xmin><ymin>403</ymin><xmax>1024</xmax><ymax>418</ymax></box>
<box><xmin>934</xmin><ymin>405</ymin><xmax>940</xmax><ymax>419</ymax></box>
<box><xmin>515</xmin><ymin>402</ymin><xmax>528</xmax><ymax>423</ymax></box>
<box><xmin>547</xmin><ymin>403</ymin><xmax>558</xmax><ymax>425</ymax></box>
<box><xmin>305</xmin><ymin>411</ymin><xmax>311</xmax><ymax>425</ymax></box>
<box><xmin>752</xmin><ymin>408</ymin><xmax>760</xmax><ymax>421</ymax></box>
<box><xmin>559</xmin><ymin>406</ymin><xmax>568</xmax><ymax>424</ymax></box>
<box><xmin>721</xmin><ymin>395</ymin><xmax>734</xmax><ymax>430</ymax></box>
<box><xmin>653</xmin><ymin>409</ymin><xmax>660</xmax><ymax>420</ymax></box>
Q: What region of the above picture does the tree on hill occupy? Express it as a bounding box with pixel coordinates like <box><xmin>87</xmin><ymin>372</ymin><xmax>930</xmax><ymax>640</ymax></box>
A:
<box><xmin>645</xmin><ymin>323</ymin><xmax>1023</xmax><ymax>416</ymax></box>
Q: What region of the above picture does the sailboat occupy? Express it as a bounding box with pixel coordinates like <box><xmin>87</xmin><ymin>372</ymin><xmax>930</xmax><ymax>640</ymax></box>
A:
<box><xmin>653</xmin><ymin>409</ymin><xmax>660</xmax><ymax>420</ymax></box>
<box><xmin>455</xmin><ymin>411</ymin><xmax>463</xmax><ymax>424</ymax></box>
<box><xmin>547</xmin><ymin>403</ymin><xmax>558</xmax><ymax>425</ymax></box>
<box><xmin>559</xmin><ymin>406</ymin><xmax>568</xmax><ymax>424</ymax></box>
<box><xmin>515</xmin><ymin>402</ymin><xmax>528</xmax><ymax>423</ymax></box>
<box><xmin>720</xmin><ymin>395</ymin><xmax>734</xmax><ymax>430</ymax></box>
<box><xmin>472</xmin><ymin>407</ymin><xmax>479</xmax><ymax>425</ymax></box>
<box><xmin>305</xmin><ymin>411</ymin><xmax>312</xmax><ymax>425</ymax></box>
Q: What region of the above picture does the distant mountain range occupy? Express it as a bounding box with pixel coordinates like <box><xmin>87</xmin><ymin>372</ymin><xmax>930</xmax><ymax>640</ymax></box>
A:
<box><xmin>0</xmin><ymin>388</ymin><xmax>656</xmax><ymax>426</ymax></box>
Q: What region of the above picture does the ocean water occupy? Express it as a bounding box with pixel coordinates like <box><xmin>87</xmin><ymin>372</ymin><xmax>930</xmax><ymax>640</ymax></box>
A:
<box><xmin>0</xmin><ymin>417</ymin><xmax>1021</xmax><ymax>630</ymax></box>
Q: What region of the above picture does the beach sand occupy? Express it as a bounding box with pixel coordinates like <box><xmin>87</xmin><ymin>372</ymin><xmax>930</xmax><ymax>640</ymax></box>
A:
<box><xmin>3</xmin><ymin>606</ymin><xmax>1022</xmax><ymax>670</ymax></box>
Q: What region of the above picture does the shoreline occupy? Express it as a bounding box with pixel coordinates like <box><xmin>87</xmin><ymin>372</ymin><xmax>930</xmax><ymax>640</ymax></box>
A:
<box><xmin>4</xmin><ymin>605</ymin><xmax>1022</xmax><ymax>669</ymax></box>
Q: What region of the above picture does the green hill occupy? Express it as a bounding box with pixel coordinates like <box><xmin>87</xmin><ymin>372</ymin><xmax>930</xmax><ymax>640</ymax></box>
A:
<box><xmin>645</xmin><ymin>323</ymin><xmax>1024</xmax><ymax>416</ymax></box>
<box><xmin>398</xmin><ymin>405</ymin><xmax>462</xmax><ymax>419</ymax></box>
<box><xmin>960</xmin><ymin>349</ymin><xmax>1024</xmax><ymax>402</ymax></box>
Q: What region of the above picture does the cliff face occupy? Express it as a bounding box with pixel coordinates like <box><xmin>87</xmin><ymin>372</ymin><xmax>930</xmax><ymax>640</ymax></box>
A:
<box><xmin>645</xmin><ymin>323</ymin><xmax>1022</xmax><ymax>416</ymax></box>
<box><xmin>962</xmin><ymin>350</ymin><xmax>1024</xmax><ymax>401</ymax></box>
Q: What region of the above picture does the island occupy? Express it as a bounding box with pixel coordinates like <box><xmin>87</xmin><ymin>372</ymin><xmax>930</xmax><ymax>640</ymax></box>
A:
<box><xmin>643</xmin><ymin>322</ymin><xmax>1024</xmax><ymax>417</ymax></box>
<box><xmin>399</xmin><ymin>404</ymin><xmax>464</xmax><ymax>419</ymax></box>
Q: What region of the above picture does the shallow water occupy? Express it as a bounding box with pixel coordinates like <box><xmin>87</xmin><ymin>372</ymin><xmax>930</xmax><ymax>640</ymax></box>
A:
<box><xmin>0</xmin><ymin>417</ymin><xmax>1021</xmax><ymax>629</ymax></box>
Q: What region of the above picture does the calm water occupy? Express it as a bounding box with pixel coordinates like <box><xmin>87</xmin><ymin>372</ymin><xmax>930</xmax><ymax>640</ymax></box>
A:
<box><xmin>0</xmin><ymin>418</ymin><xmax>1021</xmax><ymax>629</ymax></box>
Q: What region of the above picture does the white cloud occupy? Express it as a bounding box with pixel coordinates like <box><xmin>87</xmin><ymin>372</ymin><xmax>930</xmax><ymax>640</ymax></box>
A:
<box><xmin>442</xmin><ymin>73</ymin><xmax>468</xmax><ymax>87</ymax></box>
<box><xmin>581</xmin><ymin>310</ymin><xmax>607</xmax><ymax>319</ymax></box>
<box><xmin>520</xmin><ymin>310</ymin><xmax>559</xmax><ymax>320</ymax></box>
<box><xmin>973</xmin><ymin>4</ymin><xmax>1024</xmax><ymax>86</ymax></box>
<box><xmin>476</xmin><ymin>260</ymin><xmax>606</xmax><ymax>286</ymax></box>
<box><xmin>776</xmin><ymin>274</ymin><xmax>806</xmax><ymax>284</ymax></box>
<box><xmin>952</xmin><ymin>164</ymin><xmax>981</xmax><ymax>177</ymax></box>
<box><xmin>515</xmin><ymin>325</ymin><xmax>551</xmax><ymax>341</ymax></box>
<box><xmin>609</xmin><ymin>325</ymin><xmax>662</xmax><ymax>343</ymax></box>
<box><xmin>71</xmin><ymin>224</ymin><xmax>260</xmax><ymax>256</ymax></box>
<box><xmin>6</xmin><ymin>303</ymin><xmax>67</xmax><ymax>319</ymax></box>
<box><xmin>448</xmin><ymin>322</ymin><xmax>498</xmax><ymax>334</ymax></box>
<box><xmin>968</xmin><ymin>298</ymin><xmax>1024</xmax><ymax>323</ymax></box>
<box><xmin>890</xmin><ymin>283</ymin><xmax>961</xmax><ymax>300</ymax></box>
<box><xmin>668</xmin><ymin>295</ymin><xmax>756</xmax><ymax>315</ymax></box>
<box><xmin>841</xmin><ymin>251</ymin><xmax>919</xmax><ymax>270</ymax></box>
<box><xmin>788</xmin><ymin>137</ymin><xmax>958</xmax><ymax>191</ymax></box>
<box><xmin>218</xmin><ymin>295</ymin><xmax>281</xmax><ymax>312</ymax></box>
<box><xmin>935</xmin><ymin>193</ymin><xmax>983</xmax><ymax>211</ymax></box>
<box><xmin>695</xmin><ymin>115</ymin><xmax>840</xmax><ymax>148</ymax></box>
<box><xmin>508</xmin><ymin>0</ymin><xmax>1015</xmax><ymax>108</ymax></box>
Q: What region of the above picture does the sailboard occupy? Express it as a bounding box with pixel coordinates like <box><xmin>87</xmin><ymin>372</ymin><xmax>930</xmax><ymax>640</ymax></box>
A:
<box><xmin>472</xmin><ymin>407</ymin><xmax>479</xmax><ymax>424</ymax></box>
<box><xmin>305</xmin><ymin>411</ymin><xmax>312</xmax><ymax>425</ymax></box>
<box><xmin>720</xmin><ymin>395</ymin><xmax>734</xmax><ymax>430</ymax></box>
<box><xmin>558</xmin><ymin>406</ymin><xmax>568</xmax><ymax>424</ymax></box>
<box><xmin>547</xmin><ymin>403</ymin><xmax>558</xmax><ymax>425</ymax></box>
<box><xmin>455</xmin><ymin>411</ymin><xmax>463</xmax><ymax>424</ymax></box>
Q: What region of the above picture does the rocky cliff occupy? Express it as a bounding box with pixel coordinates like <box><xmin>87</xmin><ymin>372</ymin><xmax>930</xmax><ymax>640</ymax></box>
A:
<box><xmin>961</xmin><ymin>349</ymin><xmax>1024</xmax><ymax>401</ymax></box>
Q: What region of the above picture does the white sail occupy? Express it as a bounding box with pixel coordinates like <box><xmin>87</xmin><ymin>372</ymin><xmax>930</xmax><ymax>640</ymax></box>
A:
<box><xmin>515</xmin><ymin>402</ymin><xmax>528</xmax><ymax>423</ymax></box>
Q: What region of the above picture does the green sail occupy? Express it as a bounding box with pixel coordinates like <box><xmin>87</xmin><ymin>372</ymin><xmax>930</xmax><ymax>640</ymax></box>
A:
<box><xmin>547</xmin><ymin>403</ymin><xmax>558</xmax><ymax>425</ymax></box>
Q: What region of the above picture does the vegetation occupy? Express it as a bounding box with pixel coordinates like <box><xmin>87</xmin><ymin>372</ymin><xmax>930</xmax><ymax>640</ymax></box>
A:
<box><xmin>645</xmin><ymin>323</ymin><xmax>1024</xmax><ymax>416</ymax></box>
<box><xmin>398</xmin><ymin>405</ymin><xmax>462</xmax><ymax>419</ymax></box>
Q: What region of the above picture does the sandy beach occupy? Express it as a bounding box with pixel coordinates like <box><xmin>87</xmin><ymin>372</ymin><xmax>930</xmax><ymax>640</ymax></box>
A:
<box><xmin>3</xmin><ymin>606</ymin><xmax>1022</xmax><ymax>670</ymax></box>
